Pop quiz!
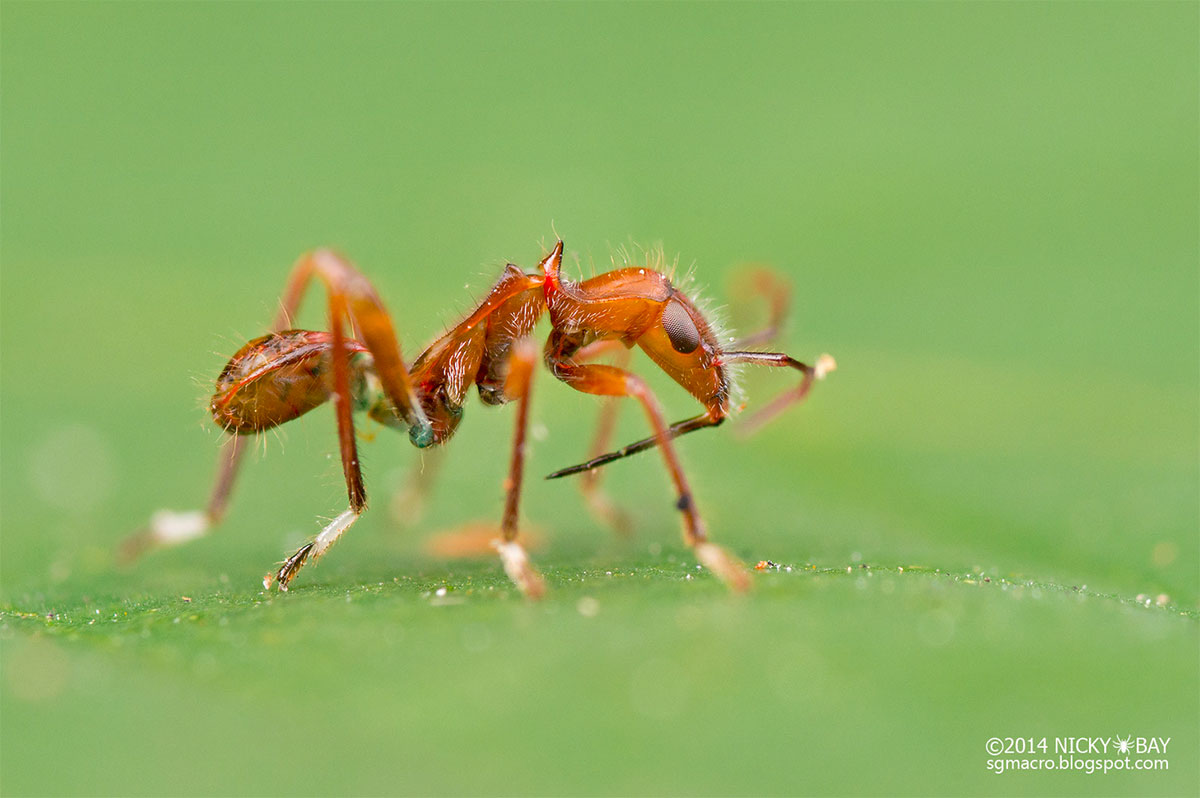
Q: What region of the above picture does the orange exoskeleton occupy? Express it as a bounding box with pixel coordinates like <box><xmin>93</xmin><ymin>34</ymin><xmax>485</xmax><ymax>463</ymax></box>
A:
<box><xmin>125</xmin><ymin>240</ymin><xmax>834</xmax><ymax>597</ymax></box>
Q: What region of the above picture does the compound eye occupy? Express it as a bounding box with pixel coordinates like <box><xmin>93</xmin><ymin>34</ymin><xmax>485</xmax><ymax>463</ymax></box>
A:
<box><xmin>661</xmin><ymin>299</ymin><xmax>701</xmax><ymax>354</ymax></box>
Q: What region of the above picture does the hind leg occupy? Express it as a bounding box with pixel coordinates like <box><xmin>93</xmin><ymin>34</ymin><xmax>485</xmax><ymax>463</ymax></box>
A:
<box><xmin>118</xmin><ymin>434</ymin><xmax>248</xmax><ymax>563</ymax></box>
<box><xmin>268</xmin><ymin>266</ymin><xmax>370</xmax><ymax>590</ymax></box>
<box><xmin>125</xmin><ymin>249</ymin><xmax>433</xmax><ymax>593</ymax></box>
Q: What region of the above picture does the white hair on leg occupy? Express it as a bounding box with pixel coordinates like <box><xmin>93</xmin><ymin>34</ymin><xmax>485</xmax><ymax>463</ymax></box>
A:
<box><xmin>148</xmin><ymin>509</ymin><xmax>210</xmax><ymax>545</ymax></box>
<box><xmin>492</xmin><ymin>539</ymin><xmax>546</xmax><ymax>599</ymax></box>
<box><xmin>310</xmin><ymin>508</ymin><xmax>360</xmax><ymax>559</ymax></box>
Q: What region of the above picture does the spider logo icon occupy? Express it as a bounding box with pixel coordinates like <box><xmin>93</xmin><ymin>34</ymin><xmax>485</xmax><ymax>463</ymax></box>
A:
<box><xmin>1115</xmin><ymin>735</ymin><xmax>1133</xmax><ymax>754</ymax></box>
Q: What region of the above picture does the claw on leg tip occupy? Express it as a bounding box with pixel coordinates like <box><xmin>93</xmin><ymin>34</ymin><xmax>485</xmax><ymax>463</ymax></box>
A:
<box><xmin>694</xmin><ymin>542</ymin><xmax>752</xmax><ymax>592</ymax></box>
<box><xmin>492</xmin><ymin>539</ymin><xmax>546</xmax><ymax>599</ymax></box>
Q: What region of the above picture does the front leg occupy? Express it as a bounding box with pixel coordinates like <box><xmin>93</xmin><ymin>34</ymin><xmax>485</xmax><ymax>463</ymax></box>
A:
<box><xmin>569</xmin><ymin>339</ymin><xmax>635</xmax><ymax>536</ymax></box>
<box><xmin>545</xmin><ymin>337</ymin><xmax>750</xmax><ymax>592</ymax></box>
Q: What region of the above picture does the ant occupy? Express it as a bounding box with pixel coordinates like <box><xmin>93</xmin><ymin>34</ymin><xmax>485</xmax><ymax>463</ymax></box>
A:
<box><xmin>123</xmin><ymin>240</ymin><xmax>834</xmax><ymax>598</ymax></box>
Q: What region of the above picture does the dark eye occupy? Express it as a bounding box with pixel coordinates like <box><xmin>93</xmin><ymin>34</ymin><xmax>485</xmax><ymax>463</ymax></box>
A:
<box><xmin>661</xmin><ymin>299</ymin><xmax>701</xmax><ymax>354</ymax></box>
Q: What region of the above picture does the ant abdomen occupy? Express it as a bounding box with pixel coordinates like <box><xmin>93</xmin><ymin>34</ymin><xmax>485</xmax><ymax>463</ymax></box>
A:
<box><xmin>210</xmin><ymin>330</ymin><xmax>367</xmax><ymax>434</ymax></box>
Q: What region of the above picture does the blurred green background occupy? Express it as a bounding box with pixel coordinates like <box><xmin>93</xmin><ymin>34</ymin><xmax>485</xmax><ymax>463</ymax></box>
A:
<box><xmin>2</xmin><ymin>2</ymin><xmax>1196</xmax><ymax>796</ymax></box>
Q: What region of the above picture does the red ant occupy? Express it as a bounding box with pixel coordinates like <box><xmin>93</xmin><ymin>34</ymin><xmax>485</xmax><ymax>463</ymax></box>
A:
<box><xmin>123</xmin><ymin>241</ymin><xmax>834</xmax><ymax>598</ymax></box>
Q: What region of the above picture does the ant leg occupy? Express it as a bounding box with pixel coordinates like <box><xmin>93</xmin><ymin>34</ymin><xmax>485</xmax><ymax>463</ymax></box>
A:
<box><xmin>571</xmin><ymin>339</ymin><xmax>634</xmax><ymax>535</ymax></box>
<box><xmin>492</xmin><ymin>338</ymin><xmax>546</xmax><ymax>598</ymax></box>
<box><xmin>278</xmin><ymin>250</ymin><xmax>430</xmax><ymax>434</ymax></box>
<box><xmin>123</xmin><ymin>249</ymin><xmax>424</xmax><ymax>565</ymax></box>
<box><xmin>269</xmin><ymin>291</ymin><xmax>368</xmax><ymax>591</ymax></box>
<box><xmin>118</xmin><ymin>435</ymin><xmax>248</xmax><ymax>562</ymax></box>
<box><xmin>724</xmin><ymin>351</ymin><xmax>837</xmax><ymax>438</ymax></box>
<box><xmin>548</xmin><ymin>359</ymin><xmax>751</xmax><ymax>592</ymax></box>
<box><xmin>728</xmin><ymin>267</ymin><xmax>790</xmax><ymax>349</ymax></box>
<box><xmin>579</xmin><ymin>397</ymin><xmax>634</xmax><ymax>535</ymax></box>
<box><xmin>270</xmin><ymin>248</ymin><xmax>556</xmax><ymax>586</ymax></box>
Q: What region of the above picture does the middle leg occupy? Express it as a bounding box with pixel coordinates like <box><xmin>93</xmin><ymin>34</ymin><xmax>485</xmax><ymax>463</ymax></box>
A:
<box><xmin>492</xmin><ymin>337</ymin><xmax>546</xmax><ymax>598</ymax></box>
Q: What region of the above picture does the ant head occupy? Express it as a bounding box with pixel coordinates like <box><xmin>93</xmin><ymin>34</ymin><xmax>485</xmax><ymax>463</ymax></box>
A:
<box><xmin>637</xmin><ymin>292</ymin><xmax>729</xmax><ymax>415</ymax></box>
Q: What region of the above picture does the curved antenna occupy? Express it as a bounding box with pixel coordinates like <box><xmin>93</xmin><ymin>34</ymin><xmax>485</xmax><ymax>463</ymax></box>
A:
<box><xmin>727</xmin><ymin>351</ymin><xmax>836</xmax><ymax>438</ymax></box>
